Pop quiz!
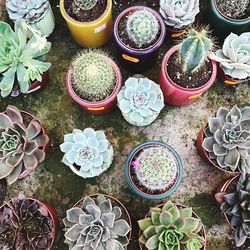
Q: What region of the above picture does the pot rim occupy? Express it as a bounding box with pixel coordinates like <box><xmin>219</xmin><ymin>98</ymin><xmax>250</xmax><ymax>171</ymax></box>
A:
<box><xmin>0</xmin><ymin>197</ymin><xmax>57</xmax><ymax>249</ymax></box>
<box><xmin>124</xmin><ymin>141</ymin><xmax>183</xmax><ymax>199</ymax></box>
<box><xmin>161</xmin><ymin>44</ymin><xmax>217</xmax><ymax>93</ymax></box>
<box><xmin>59</xmin><ymin>0</ymin><xmax>112</xmax><ymax>26</ymax></box>
<box><xmin>66</xmin><ymin>55</ymin><xmax>122</xmax><ymax>108</ymax></box>
<box><xmin>73</xmin><ymin>193</ymin><xmax>132</xmax><ymax>240</ymax></box>
<box><xmin>212</xmin><ymin>0</ymin><xmax>250</xmax><ymax>23</ymax></box>
<box><xmin>138</xmin><ymin>203</ymin><xmax>206</xmax><ymax>250</ymax></box>
<box><xmin>113</xmin><ymin>6</ymin><xmax>166</xmax><ymax>54</ymax></box>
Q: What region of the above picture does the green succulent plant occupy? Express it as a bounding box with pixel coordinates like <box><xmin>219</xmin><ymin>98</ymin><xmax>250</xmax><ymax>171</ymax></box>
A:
<box><xmin>138</xmin><ymin>200</ymin><xmax>205</xmax><ymax>250</ymax></box>
<box><xmin>63</xmin><ymin>194</ymin><xmax>131</xmax><ymax>250</ymax></box>
<box><xmin>180</xmin><ymin>28</ymin><xmax>213</xmax><ymax>72</ymax></box>
<box><xmin>202</xmin><ymin>106</ymin><xmax>250</xmax><ymax>173</ymax></box>
<box><xmin>0</xmin><ymin>20</ymin><xmax>51</xmax><ymax>97</ymax></box>
<box><xmin>74</xmin><ymin>0</ymin><xmax>98</xmax><ymax>10</ymax></box>
<box><xmin>71</xmin><ymin>51</ymin><xmax>116</xmax><ymax>102</ymax></box>
<box><xmin>126</xmin><ymin>10</ymin><xmax>160</xmax><ymax>48</ymax></box>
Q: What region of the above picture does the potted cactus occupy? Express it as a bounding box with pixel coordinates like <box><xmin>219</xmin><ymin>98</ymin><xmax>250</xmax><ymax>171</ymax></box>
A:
<box><xmin>60</xmin><ymin>0</ymin><xmax>112</xmax><ymax>48</ymax></box>
<box><xmin>208</xmin><ymin>0</ymin><xmax>250</xmax><ymax>38</ymax></box>
<box><xmin>0</xmin><ymin>106</ymin><xmax>50</xmax><ymax>185</ymax></box>
<box><xmin>124</xmin><ymin>141</ymin><xmax>183</xmax><ymax>200</ymax></box>
<box><xmin>66</xmin><ymin>50</ymin><xmax>122</xmax><ymax>115</ymax></box>
<box><xmin>63</xmin><ymin>194</ymin><xmax>132</xmax><ymax>249</ymax></box>
<box><xmin>6</xmin><ymin>0</ymin><xmax>55</xmax><ymax>37</ymax></box>
<box><xmin>196</xmin><ymin>106</ymin><xmax>250</xmax><ymax>174</ymax></box>
<box><xmin>0</xmin><ymin>193</ymin><xmax>58</xmax><ymax>249</ymax></box>
<box><xmin>138</xmin><ymin>200</ymin><xmax>206</xmax><ymax>249</ymax></box>
<box><xmin>60</xmin><ymin>128</ymin><xmax>114</xmax><ymax>178</ymax></box>
<box><xmin>215</xmin><ymin>174</ymin><xmax>250</xmax><ymax>248</ymax></box>
<box><xmin>211</xmin><ymin>32</ymin><xmax>250</xmax><ymax>85</ymax></box>
<box><xmin>117</xmin><ymin>76</ymin><xmax>165</xmax><ymax>127</ymax></box>
<box><xmin>159</xmin><ymin>28</ymin><xmax>217</xmax><ymax>106</ymax></box>
<box><xmin>159</xmin><ymin>0</ymin><xmax>200</xmax><ymax>39</ymax></box>
<box><xmin>0</xmin><ymin>21</ymin><xmax>51</xmax><ymax>98</ymax></box>
<box><xmin>114</xmin><ymin>6</ymin><xmax>166</xmax><ymax>72</ymax></box>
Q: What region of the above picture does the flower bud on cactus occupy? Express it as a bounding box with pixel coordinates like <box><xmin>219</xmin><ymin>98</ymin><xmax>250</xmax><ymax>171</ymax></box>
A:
<box><xmin>71</xmin><ymin>51</ymin><xmax>116</xmax><ymax>102</ymax></box>
<box><xmin>74</xmin><ymin>0</ymin><xmax>98</xmax><ymax>10</ymax></box>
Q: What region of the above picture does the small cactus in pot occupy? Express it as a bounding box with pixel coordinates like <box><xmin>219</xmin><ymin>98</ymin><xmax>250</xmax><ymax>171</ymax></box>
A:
<box><xmin>74</xmin><ymin>0</ymin><xmax>99</xmax><ymax>10</ymax></box>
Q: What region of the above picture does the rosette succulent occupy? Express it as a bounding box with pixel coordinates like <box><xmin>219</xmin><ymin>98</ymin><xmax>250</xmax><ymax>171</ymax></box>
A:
<box><xmin>60</xmin><ymin>128</ymin><xmax>114</xmax><ymax>178</ymax></box>
<box><xmin>74</xmin><ymin>0</ymin><xmax>98</xmax><ymax>10</ymax></box>
<box><xmin>202</xmin><ymin>106</ymin><xmax>250</xmax><ymax>173</ymax></box>
<box><xmin>63</xmin><ymin>194</ymin><xmax>131</xmax><ymax>250</ymax></box>
<box><xmin>160</xmin><ymin>0</ymin><xmax>200</xmax><ymax>29</ymax></box>
<box><xmin>126</xmin><ymin>10</ymin><xmax>160</xmax><ymax>48</ymax></box>
<box><xmin>0</xmin><ymin>193</ymin><xmax>54</xmax><ymax>249</ymax></box>
<box><xmin>211</xmin><ymin>32</ymin><xmax>250</xmax><ymax>80</ymax></box>
<box><xmin>138</xmin><ymin>200</ymin><xmax>205</xmax><ymax>250</ymax></box>
<box><xmin>6</xmin><ymin>0</ymin><xmax>49</xmax><ymax>21</ymax></box>
<box><xmin>220</xmin><ymin>174</ymin><xmax>250</xmax><ymax>247</ymax></box>
<box><xmin>0</xmin><ymin>105</ymin><xmax>49</xmax><ymax>185</ymax></box>
<box><xmin>117</xmin><ymin>77</ymin><xmax>164</xmax><ymax>126</ymax></box>
<box><xmin>0</xmin><ymin>20</ymin><xmax>51</xmax><ymax>97</ymax></box>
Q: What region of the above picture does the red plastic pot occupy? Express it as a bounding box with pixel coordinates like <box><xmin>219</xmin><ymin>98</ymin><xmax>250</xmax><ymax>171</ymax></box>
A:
<box><xmin>159</xmin><ymin>44</ymin><xmax>217</xmax><ymax>106</ymax></box>
<box><xmin>66</xmin><ymin>56</ymin><xmax>122</xmax><ymax>116</ymax></box>
<box><xmin>196</xmin><ymin>127</ymin><xmax>240</xmax><ymax>175</ymax></box>
<box><xmin>11</xmin><ymin>71</ymin><xmax>49</xmax><ymax>97</ymax></box>
<box><xmin>114</xmin><ymin>6</ymin><xmax>166</xmax><ymax>73</ymax></box>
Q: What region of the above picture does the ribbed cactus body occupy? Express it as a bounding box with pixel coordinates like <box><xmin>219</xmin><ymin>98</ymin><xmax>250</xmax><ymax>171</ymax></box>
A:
<box><xmin>180</xmin><ymin>29</ymin><xmax>213</xmax><ymax>72</ymax></box>
<box><xmin>74</xmin><ymin>0</ymin><xmax>98</xmax><ymax>10</ymax></box>
<box><xmin>71</xmin><ymin>51</ymin><xmax>116</xmax><ymax>102</ymax></box>
<box><xmin>126</xmin><ymin>10</ymin><xmax>160</xmax><ymax>48</ymax></box>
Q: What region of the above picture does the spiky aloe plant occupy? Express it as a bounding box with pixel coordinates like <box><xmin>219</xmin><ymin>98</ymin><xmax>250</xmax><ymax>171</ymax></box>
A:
<box><xmin>71</xmin><ymin>51</ymin><xmax>116</xmax><ymax>102</ymax></box>
<box><xmin>138</xmin><ymin>200</ymin><xmax>205</xmax><ymax>250</ymax></box>
<box><xmin>74</xmin><ymin>0</ymin><xmax>98</xmax><ymax>10</ymax></box>
<box><xmin>126</xmin><ymin>10</ymin><xmax>160</xmax><ymax>48</ymax></box>
<box><xmin>180</xmin><ymin>28</ymin><xmax>213</xmax><ymax>72</ymax></box>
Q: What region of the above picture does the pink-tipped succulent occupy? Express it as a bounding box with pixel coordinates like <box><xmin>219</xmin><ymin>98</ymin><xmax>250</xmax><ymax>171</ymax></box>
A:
<box><xmin>0</xmin><ymin>193</ymin><xmax>54</xmax><ymax>249</ymax></box>
<box><xmin>0</xmin><ymin>106</ymin><xmax>49</xmax><ymax>185</ymax></box>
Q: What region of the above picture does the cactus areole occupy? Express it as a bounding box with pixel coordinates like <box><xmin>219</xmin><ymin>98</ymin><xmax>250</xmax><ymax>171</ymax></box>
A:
<box><xmin>124</xmin><ymin>141</ymin><xmax>183</xmax><ymax>200</ymax></box>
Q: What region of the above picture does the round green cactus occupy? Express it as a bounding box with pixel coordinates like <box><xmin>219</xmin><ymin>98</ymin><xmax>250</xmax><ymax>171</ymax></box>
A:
<box><xmin>126</xmin><ymin>10</ymin><xmax>160</xmax><ymax>48</ymax></box>
<box><xmin>74</xmin><ymin>0</ymin><xmax>98</xmax><ymax>10</ymax></box>
<box><xmin>71</xmin><ymin>51</ymin><xmax>116</xmax><ymax>102</ymax></box>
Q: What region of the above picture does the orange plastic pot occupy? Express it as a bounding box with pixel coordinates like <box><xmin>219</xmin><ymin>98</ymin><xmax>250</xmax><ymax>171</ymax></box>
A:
<box><xmin>60</xmin><ymin>0</ymin><xmax>112</xmax><ymax>48</ymax></box>
<box><xmin>166</xmin><ymin>26</ymin><xmax>188</xmax><ymax>40</ymax></box>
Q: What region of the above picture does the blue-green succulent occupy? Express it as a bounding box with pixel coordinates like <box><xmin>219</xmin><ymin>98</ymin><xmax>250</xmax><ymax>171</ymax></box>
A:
<box><xmin>117</xmin><ymin>77</ymin><xmax>164</xmax><ymax>126</ymax></box>
<box><xmin>60</xmin><ymin>128</ymin><xmax>114</xmax><ymax>178</ymax></box>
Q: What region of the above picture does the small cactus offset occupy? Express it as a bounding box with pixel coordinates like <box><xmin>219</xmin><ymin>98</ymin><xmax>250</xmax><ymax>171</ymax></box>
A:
<box><xmin>180</xmin><ymin>28</ymin><xmax>213</xmax><ymax>72</ymax></box>
<box><xmin>126</xmin><ymin>10</ymin><xmax>160</xmax><ymax>48</ymax></box>
<box><xmin>74</xmin><ymin>0</ymin><xmax>98</xmax><ymax>10</ymax></box>
<box><xmin>71</xmin><ymin>51</ymin><xmax>116</xmax><ymax>102</ymax></box>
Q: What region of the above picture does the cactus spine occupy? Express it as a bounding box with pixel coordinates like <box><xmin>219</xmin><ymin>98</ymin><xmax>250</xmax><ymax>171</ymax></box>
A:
<box><xmin>74</xmin><ymin>0</ymin><xmax>98</xmax><ymax>10</ymax></box>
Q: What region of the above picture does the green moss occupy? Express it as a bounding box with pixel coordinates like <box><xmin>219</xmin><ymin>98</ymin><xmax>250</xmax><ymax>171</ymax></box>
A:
<box><xmin>207</xmin><ymin>237</ymin><xmax>227</xmax><ymax>250</ymax></box>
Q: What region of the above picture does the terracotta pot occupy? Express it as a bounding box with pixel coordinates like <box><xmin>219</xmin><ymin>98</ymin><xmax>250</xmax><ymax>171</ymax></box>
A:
<box><xmin>11</xmin><ymin>71</ymin><xmax>49</xmax><ymax>97</ymax></box>
<box><xmin>159</xmin><ymin>44</ymin><xmax>217</xmax><ymax>106</ymax></box>
<box><xmin>114</xmin><ymin>6</ymin><xmax>166</xmax><ymax>72</ymax></box>
<box><xmin>138</xmin><ymin>203</ymin><xmax>206</xmax><ymax>250</ymax></box>
<box><xmin>196</xmin><ymin>127</ymin><xmax>240</xmax><ymax>175</ymax></box>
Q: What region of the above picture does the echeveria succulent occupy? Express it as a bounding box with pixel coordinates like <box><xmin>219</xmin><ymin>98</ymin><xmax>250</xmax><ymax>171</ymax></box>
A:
<box><xmin>160</xmin><ymin>0</ymin><xmax>200</xmax><ymax>29</ymax></box>
<box><xmin>0</xmin><ymin>193</ymin><xmax>54</xmax><ymax>249</ymax></box>
<box><xmin>63</xmin><ymin>194</ymin><xmax>131</xmax><ymax>250</ymax></box>
<box><xmin>117</xmin><ymin>77</ymin><xmax>164</xmax><ymax>126</ymax></box>
<box><xmin>0</xmin><ymin>20</ymin><xmax>51</xmax><ymax>97</ymax></box>
<box><xmin>211</xmin><ymin>32</ymin><xmax>250</xmax><ymax>80</ymax></box>
<box><xmin>60</xmin><ymin>128</ymin><xmax>114</xmax><ymax>178</ymax></box>
<box><xmin>138</xmin><ymin>200</ymin><xmax>205</xmax><ymax>250</ymax></box>
<box><xmin>0</xmin><ymin>105</ymin><xmax>49</xmax><ymax>185</ymax></box>
<box><xmin>202</xmin><ymin>106</ymin><xmax>250</xmax><ymax>173</ymax></box>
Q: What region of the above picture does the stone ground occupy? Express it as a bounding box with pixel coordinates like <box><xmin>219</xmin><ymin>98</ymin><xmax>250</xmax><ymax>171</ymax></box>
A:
<box><xmin>0</xmin><ymin>0</ymin><xmax>250</xmax><ymax>249</ymax></box>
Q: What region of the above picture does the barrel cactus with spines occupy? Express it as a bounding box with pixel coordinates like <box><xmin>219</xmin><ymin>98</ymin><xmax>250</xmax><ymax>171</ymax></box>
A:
<box><xmin>180</xmin><ymin>28</ymin><xmax>213</xmax><ymax>72</ymax></box>
<box><xmin>126</xmin><ymin>10</ymin><xmax>160</xmax><ymax>48</ymax></box>
<box><xmin>160</xmin><ymin>0</ymin><xmax>200</xmax><ymax>29</ymax></box>
<box><xmin>71</xmin><ymin>51</ymin><xmax>116</xmax><ymax>102</ymax></box>
<box><xmin>74</xmin><ymin>0</ymin><xmax>98</xmax><ymax>10</ymax></box>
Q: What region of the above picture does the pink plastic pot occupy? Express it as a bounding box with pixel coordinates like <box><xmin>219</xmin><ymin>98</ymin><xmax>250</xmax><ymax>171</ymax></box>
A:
<box><xmin>159</xmin><ymin>45</ymin><xmax>217</xmax><ymax>106</ymax></box>
<box><xmin>66</xmin><ymin>56</ymin><xmax>122</xmax><ymax>115</ymax></box>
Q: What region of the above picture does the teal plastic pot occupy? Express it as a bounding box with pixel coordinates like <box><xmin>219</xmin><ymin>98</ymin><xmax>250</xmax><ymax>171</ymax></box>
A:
<box><xmin>209</xmin><ymin>0</ymin><xmax>250</xmax><ymax>38</ymax></box>
<box><xmin>124</xmin><ymin>141</ymin><xmax>183</xmax><ymax>200</ymax></box>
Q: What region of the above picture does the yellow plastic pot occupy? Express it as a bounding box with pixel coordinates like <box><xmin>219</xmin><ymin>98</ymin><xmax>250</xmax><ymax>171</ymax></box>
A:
<box><xmin>60</xmin><ymin>0</ymin><xmax>112</xmax><ymax>48</ymax></box>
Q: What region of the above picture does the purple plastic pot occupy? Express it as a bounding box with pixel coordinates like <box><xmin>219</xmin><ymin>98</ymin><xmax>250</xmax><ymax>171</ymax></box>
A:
<box><xmin>114</xmin><ymin>6</ymin><xmax>166</xmax><ymax>73</ymax></box>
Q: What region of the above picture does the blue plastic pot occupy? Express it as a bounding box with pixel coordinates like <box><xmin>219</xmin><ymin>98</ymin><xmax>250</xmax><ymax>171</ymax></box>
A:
<box><xmin>124</xmin><ymin>141</ymin><xmax>183</xmax><ymax>200</ymax></box>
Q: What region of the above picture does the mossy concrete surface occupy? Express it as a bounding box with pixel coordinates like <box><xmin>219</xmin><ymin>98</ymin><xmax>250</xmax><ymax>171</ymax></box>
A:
<box><xmin>0</xmin><ymin>0</ymin><xmax>250</xmax><ymax>249</ymax></box>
